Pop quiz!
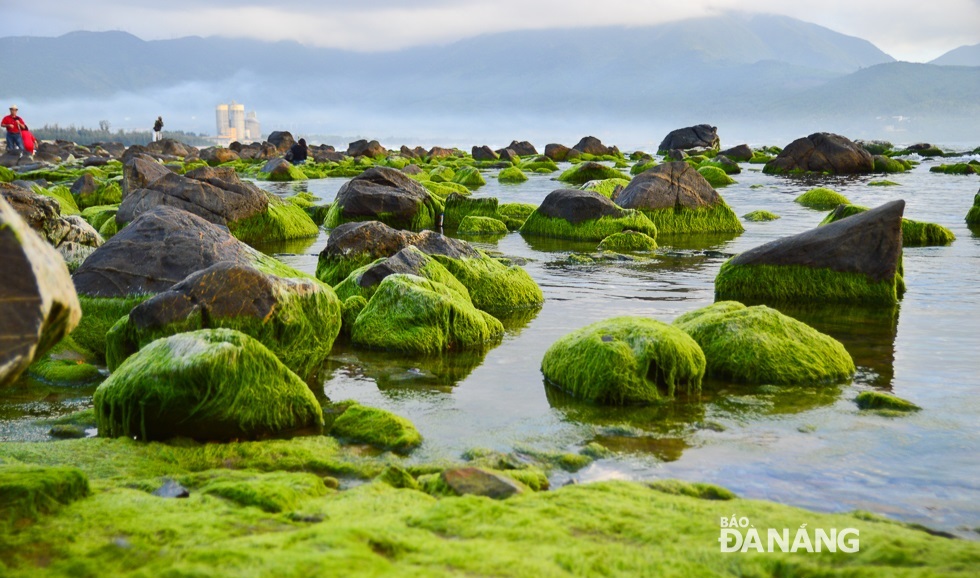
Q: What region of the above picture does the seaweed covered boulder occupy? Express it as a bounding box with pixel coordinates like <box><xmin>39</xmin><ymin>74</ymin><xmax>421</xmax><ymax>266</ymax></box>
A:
<box><xmin>966</xmin><ymin>191</ymin><xmax>980</xmax><ymax>225</ymax></box>
<box><xmin>795</xmin><ymin>187</ymin><xmax>851</xmax><ymax>210</ymax></box>
<box><xmin>520</xmin><ymin>189</ymin><xmax>657</xmax><ymax>241</ymax></box>
<box><xmin>0</xmin><ymin>197</ymin><xmax>81</xmax><ymax>387</ymax></box>
<box><xmin>121</xmin><ymin>155</ymin><xmax>172</xmax><ymax>196</ymax></box>
<box><xmin>106</xmin><ymin>262</ymin><xmax>342</xmax><ymax>382</ymax></box>
<box><xmin>572</xmin><ymin>136</ymin><xmax>617</xmax><ymax>157</ymax></box>
<box><xmin>1</xmin><ymin>183</ymin><xmax>104</xmax><ymax>268</ymax></box>
<box><xmin>329</xmin><ymin>402</ymin><xmax>422</xmax><ymax>453</ymax></box>
<box><xmin>615</xmin><ymin>162</ymin><xmax>743</xmax><ymax>234</ymax></box>
<box><xmin>94</xmin><ymin>328</ymin><xmax>323</xmax><ymax>441</ymax></box>
<box><xmin>763</xmin><ymin>133</ymin><xmax>874</xmax><ymax>175</ymax></box>
<box><xmin>457</xmin><ymin>215</ymin><xmax>508</xmax><ymax>236</ymax></box>
<box><xmin>718</xmin><ymin>144</ymin><xmax>753</xmax><ymax>162</ymax></box>
<box><xmin>429</xmin><ymin>250</ymin><xmax>543</xmax><ymax>314</ymax></box>
<box><xmin>597</xmin><ymin>231</ymin><xmax>657</xmax><ymax>253</ymax></box>
<box><xmin>821</xmin><ymin>204</ymin><xmax>955</xmax><ymax>247</ymax></box>
<box><xmin>324</xmin><ymin>166</ymin><xmax>443</xmax><ymax>231</ymax></box>
<box><xmin>673</xmin><ymin>302</ymin><xmax>855</xmax><ymax>385</ymax></box>
<box><xmin>350</xmin><ymin>274</ymin><xmax>504</xmax><ymax>355</ymax></box>
<box><xmin>557</xmin><ymin>162</ymin><xmax>630</xmax><ymax>186</ymax></box>
<box><xmin>541</xmin><ymin>317</ymin><xmax>705</xmax><ymax>405</ymax></box>
<box><xmin>260</xmin><ymin>158</ymin><xmax>307</xmax><ymax>182</ymax></box>
<box><xmin>0</xmin><ymin>465</ymin><xmax>90</xmax><ymax>527</ymax></box>
<box><xmin>443</xmin><ymin>194</ymin><xmax>499</xmax><ymax>229</ymax></box>
<box><xmin>333</xmin><ymin>245</ymin><xmax>469</xmax><ymax>304</ymax></box>
<box><xmin>658</xmin><ymin>124</ymin><xmax>720</xmax><ymax>153</ymax></box>
<box><xmin>715</xmin><ymin>200</ymin><xmax>906</xmax><ymax>304</ymax></box>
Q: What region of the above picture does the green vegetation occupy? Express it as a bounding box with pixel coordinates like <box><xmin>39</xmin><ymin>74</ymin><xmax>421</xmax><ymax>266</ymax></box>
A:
<box><xmin>715</xmin><ymin>261</ymin><xmax>904</xmax><ymax>305</ymax></box>
<box><xmin>228</xmin><ymin>193</ymin><xmax>319</xmax><ymax>245</ymax></box>
<box><xmin>873</xmin><ymin>156</ymin><xmax>912</xmax><ymax>173</ymax></box>
<box><xmin>630</xmin><ymin>160</ymin><xmax>657</xmax><ymax>175</ymax></box>
<box><xmin>742</xmin><ymin>210</ymin><xmax>780</xmax><ymax>222</ymax></box>
<box><xmin>674</xmin><ymin>302</ymin><xmax>855</xmax><ymax>385</ymax></box>
<box><xmin>967</xmin><ymin>193</ymin><xmax>980</xmax><ymax>225</ymax></box>
<box><xmin>451</xmin><ymin>166</ymin><xmax>487</xmax><ymax>189</ymax></box>
<box><xmin>868</xmin><ymin>180</ymin><xmax>901</xmax><ymax>186</ymax></box>
<box><xmin>443</xmin><ymin>194</ymin><xmax>499</xmax><ymax>229</ymax></box>
<box><xmin>557</xmin><ymin>162</ymin><xmax>630</xmax><ymax>185</ymax></box>
<box><xmin>431</xmin><ymin>254</ymin><xmax>544</xmax><ymax>314</ymax></box>
<box><xmin>820</xmin><ymin>204</ymin><xmax>956</xmax><ymax>247</ymax></box>
<box><xmin>581</xmin><ymin>178</ymin><xmax>630</xmax><ymax>199</ymax></box>
<box><xmin>495</xmin><ymin>202</ymin><xmax>537</xmax><ymax>230</ymax></box>
<box><xmin>596</xmin><ymin>231</ymin><xmax>658</xmax><ymax>252</ymax></box>
<box><xmin>94</xmin><ymin>328</ymin><xmax>324</xmax><ymax>441</ymax></box>
<box><xmin>0</xmin><ymin>465</ymin><xmax>90</xmax><ymax>528</ymax></box>
<box><xmin>73</xmin><ymin>295</ymin><xmax>153</xmax><ymax>361</ymax></box>
<box><xmin>929</xmin><ymin>162</ymin><xmax>979</xmax><ymax>175</ymax></box>
<box><xmin>541</xmin><ymin>317</ymin><xmax>705</xmax><ymax>404</ymax></box>
<box><xmin>329</xmin><ymin>403</ymin><xmax>422</xmax><ymax>453</ymax></box>
<box><xmin>795</xmin><ymin>187</ymin><xmax>852</xmax><ymax>210</ymax></box>
<box><xmin>31</xmin><ymin>184</ymin><xmax>80</xmax><ymax>215</ymax></box>
<box><xmin>696</xmin><ymin>166</ymin><xmax>736</xmax><ymax>187</ymax></box>
<box><xmin>856</xmin><ymin>391</ymin><xmax>922</xmax><ymax>412</ymax></box>
<box><xmin>497</xmin><ymin>166</ymin><xmax>528</xmax><ymax>183</ymax></box>
<box><xmin>520</xmin><ymin>210</ymin><xmax>658</xmax><ymax>242</ymax></box>
<box><xmin>333</xmin><ymin>248</ymin><xmax>469</xmax><ymax>305</ymax></box>
<box><xmin>323</xmin><ymin>191</ymin><xmax>443</xmax><ymax>232</ymax></box>
<box><xmin>457</xmin><ymin>215</ymin><xmax>508</xmax><ymax>236</ymax></box>
<box><xmin>27</xmin><ymin>335</ymin><xmax>103</xmax><ymax>386</ymax></box>
<box><xmin>638</xmin><ymin>204</ymin><xmax>744</xmax><ymax>235</ymax></box>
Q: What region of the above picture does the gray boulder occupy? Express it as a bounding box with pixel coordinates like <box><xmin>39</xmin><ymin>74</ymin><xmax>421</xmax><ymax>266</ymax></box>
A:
<box><xmin>658</xmin><ymin>124</ymin><xmax>720</xmax><ymax>152</ymax></box>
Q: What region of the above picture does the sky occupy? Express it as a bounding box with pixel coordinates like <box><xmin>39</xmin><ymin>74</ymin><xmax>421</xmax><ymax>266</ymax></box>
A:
<box><xmin>7</xmin><ymin>0</ymin><xmax>980</xmax><ymax>62</ymax></box>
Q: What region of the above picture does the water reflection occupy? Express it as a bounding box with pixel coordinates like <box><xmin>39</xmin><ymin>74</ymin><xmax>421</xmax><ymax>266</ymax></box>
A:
<box><xmin>321</xmin><ymin>341</ymin><xmax>492</xmax><ymax>392</ymax></box>
<box><xmin>496</xmin><ymin>306</ymin><xmax>542</xmax><ymax>334</ymax></box>
<box><xmin>248</xmin><ymin>235</ymin><xmax>322</xmax><ymax>256</ymax></box>
<box><xmin>655</xmin><ymin>231</ymin><xmax>742</xmax><ymax>251</ymax></box>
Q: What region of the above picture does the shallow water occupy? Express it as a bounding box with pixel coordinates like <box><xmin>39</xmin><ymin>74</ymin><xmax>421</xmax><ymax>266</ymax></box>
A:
<box><xmin>5</xmin><ymin>153</ymin><xmax>979</xmax><ymax>537</ymax></box>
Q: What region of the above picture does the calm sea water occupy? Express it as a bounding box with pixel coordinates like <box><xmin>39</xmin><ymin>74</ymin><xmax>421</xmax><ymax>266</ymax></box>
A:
<box><xmin>3</xmin><ymin>151</ymin><xmax>978</xmax><ymax>536</ymax></box>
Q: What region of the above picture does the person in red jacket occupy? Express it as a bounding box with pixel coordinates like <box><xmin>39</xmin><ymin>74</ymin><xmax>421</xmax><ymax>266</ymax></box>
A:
<box><xmin>2</xmin><ymin>105</ymin><xmax>27</xmax><ymax>155</ymax></box>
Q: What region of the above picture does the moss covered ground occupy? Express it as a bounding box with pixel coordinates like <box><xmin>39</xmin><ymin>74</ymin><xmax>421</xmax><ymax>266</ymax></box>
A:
<box><xmin>73</xmin><ymin>295</ymin><xmax>154</xmax><ymax>362</ymax></box>
<box><xmin>520</xmin><ymin>211</ymin><xmax>658</xmax><ymax>242</ymax></box>
<box><xmin>795</xmin><ymin>188</ymin><xmax>852</xmax><ymax>210</ymax></box>
<box><xmin>541</xmin><ymin>317</ymin><xmax>705</xmax><ymax>405</ymax></box>
<box><xmin>674</xmin><ymin>302</ymin><xmax>855</xmax><ymax>385</ymax></box>
<box><xmin>715</xmin><ymin>261</ymin><xmax>904</xmax><ymax>305</ymax></box>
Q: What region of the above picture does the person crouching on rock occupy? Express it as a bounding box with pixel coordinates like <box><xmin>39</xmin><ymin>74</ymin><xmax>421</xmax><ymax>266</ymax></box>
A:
<box><xmin>287</xmin><ymin>138</ymin><xmax>308</xmax><ymax>165</ymax></box>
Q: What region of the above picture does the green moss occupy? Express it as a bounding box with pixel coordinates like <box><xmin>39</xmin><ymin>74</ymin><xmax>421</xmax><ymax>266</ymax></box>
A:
<box><xmin>557</xmin><ymin>162</ymin><xmax>630</xmax><ymax>185</ymax></box>
<box><xmin>333</xmin><ymin>248</ymin><xmax>469</xmax><ymax>305</ymax></box>
<box><xmin>324</xmin><ymin>192</ymin><xmax>443</xmax><ymax>232</ymax></box>
<box><xmin>80</xmin><ymin>204</ymin><xmax>119</xmax><ymax>230</ymax></box>
<box><xmin>541</xmin><ymin>317</ymin><xmax>705</xmax><ymax>404</ymax></box>
<box><xmin>97</xmin><ymin>216</ymin><xmax>118</xmax><ymax>239</ymax></box>
<box><xmin>457</xmin><ymin>216</ymin><xmax>508</xmax><ymax>236</ymax></box>
<box><xmin>351</xmin><ymin>274</ymin><xmax>504</xmax><ymax>355</ymax></box>
<box><xmin>73</xmin><ymin>295</ymin><xmax>152</xmax><ymax>362</ymax></box>
<box><xmin>495</xmin><ymin>202</ymin><xmax>537</xmax><ymax>230</ymax></box>
<box><xmin>258</xmin><ymin>162</ymin><xmax>308</xmax><ymax>182</ymax></box>
<box><xmin>696</xmin><ymin>166</ymin><xmax>736</xmax><ymax>187</ymax></box>
<box><xmin>443</xmin><ymin>193</ymin><xmax>499</xmax><ymax>229</ymax></box>
<box><xmin>630</xmin><ymin>160</ymin><xmax>657</xmax><ymax>175</ymax></box>
<box><xmin>195</xmin><ymin>470</ymin><xmax>330</xmax><ymax>513</ymax></box>
<box><xmin>228</xmin><ymin>194</ymin><xmax>319</xmax><ymax>245</ymax></box>
<box><xmin>340</xmin><ymin>295</ymin><xmax>367</xmax><ymax>336</ymax></box>
<box><xmin>431</xmin><ymin>254</ymin><xmax>544</xmax><ymax>314</ymax></box>
<box><xmin>856</xmin><ymin>391</ymin><xmax>921</xmax><ymax>412</ymax></box>
<box><xmin>929</xmin><ymin>163</ymin><xmax>979</xmax><ymax>175</ymax></box>
<box><xmin>742</xmin><ymin>210</ymin><xmax>780</xmax><ymax>222</ymax></box>
<box><xmin>428</xmin><ymin>165</ymin><xmax>455</xmax><ymax>183</ymax></box>
<box><xmin>27</xmin><ymin>335</ymin><xmax>103</xmax><ymax>385</ymax></box>
<box><xmin>646</xmin><ymin>479</ymin><xmax>737</xmax><ymax>500</ymax></box>
<box><xmin>94</xmin><ymin>329</ymin><xmax>324</xmax><ymax>441</ymax></box>
<box><xmin>330</xmin><ymin>403</ymin><xmax>422</xmax><ymax>453</ymax></box>
<box><xmin>820</xmin><ymin>204</ymin><xmax>956</xmax><ymax>247</ymax></box>
<box><xmin>520</xmin><ymin>210</ymin><xmax>658</xmax><ymax>242</ymax></box>
<box><xmin>581</xmin><ymin>178</ymin><xmax>630</xmax><ymax>199</ymax></box>
<box><xmin>421</xmin><ymin>180</ymin><xmax>471</xmax><ymax>200</ymax></box>
<box><xmin>638</xmin><ymin>204</ymin><xmax>743</xmax><ymax>234</ymax></box>
<box><xmin>748</xmin><ymin>151</ymin><xmax>773</xmax><ymax>164</ymax></box>
<box><xmin>873</xmin><ymin>156</ymin><xmax>911</xmax><ymax>173</ymax></box>
<box><xmin>596</xmin><ymin>231</ymin><xmax>657</xmax><ymax>252</ymax></box>
<box><xmin>0</xmin><ymin>465</ymin><xmax>90</xmax><ymax>528</ymax></box>
<box><xmin>519</xmin><ymin>158</ymin><xmax>559</xmax><ymax>172</ymax></box>
<box><xmin>868</xmin><ymin>180</ymin><xmax>901</xmax><ymax>186</ymax></box>
<box><xmin>674</xmin><ymin>302</ymin><xmax>855</xmax><ymax>385</ymax></box>
<box><xmin>30</xmin><ymin>184</ymin><xmax>80</xmax><ymax>215</ymax></box>
<box><xmin>967</xmin><ymin>194</ymin><xmax>980</xmax><ymax>225</ymax></box>
<box><xmin>79</xmin><ymin>181</ymin><xmax>123</xmax><ymax>209</ymax></box>
<box><xmin>795</xmin><ymin>187</ymin><xmax>852</xmax><ymax>210</ymax></box>
<box><xmin>377</xmin><ymin>464</ymin><xmax>420</xmax><ymax>490</ymax></box>
<box><xmin>715</xmin><ymin>261</ymin><xmax>903</xmax><ymax>305</ymax></box>
<box><xmin>451</xmin><ymin>166</ymin><xmax>487</xmax><ymax>189</ymax></box>
<box><xmin>0</xmin><ymin>165</ymin><xmax>14</xmax><ymax>182</ymax></box>
<box><xmin>497</xmin><ymin>167</ymin><xmax>528</xmax><ymax>183</ymax></box>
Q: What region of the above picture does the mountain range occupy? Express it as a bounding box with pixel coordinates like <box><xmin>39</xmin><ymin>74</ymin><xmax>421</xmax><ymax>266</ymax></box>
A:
<box><xmin>1</xmin><ymin>13</ymin><xmax>976</xmax><ymax>147</ymax></box>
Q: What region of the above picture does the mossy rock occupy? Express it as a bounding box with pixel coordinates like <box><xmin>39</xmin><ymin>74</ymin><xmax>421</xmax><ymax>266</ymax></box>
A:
<box><xmin>855</xmin><ymin>391</ymin><xmax>921</xmax><ymax>412</ymax></box>
<box><xmin>597</xmin><ymin>231</ymin><xmax>658</xmax><ymax>252</ymax></box>
<box><xmin>795</xmin><ymin>188</ymin><xmax>851</xmax><ymax>210</ymax></box>
<box><xmin>27</xmin><ymin>335</ymin><xmax>103</xmax><ymax>386</ymax></box>
<box><xmin>73</xmin><ymin>295</ymin><xmax>153</xmax><ymax>362</ymax></box>
<box><xmin>497</xmin><ymin>167</ymin><xmax>528</xmax><ymax>183</ymax></box>
<box><xmin>431</xmin><ymin>253</ymin><xmax>544</xmax><ymax>314</ymax></box>
<box><xmin>630</xmin><ymin>160</ymin><xmax>658</xmax><ymax>175</ymax></box>
<box><xmin>329</xmin><ymin>403</ymin><xmax>422</xmax><ymax>453</ymax></box>
<box><xmin>519</xmin><ymin>157</ymin><xmax>560</xmax><ymax>172</ymax></box>
<box><xmin>259</xmin><ymin>161</ymin><xmax>308</xmax><ymax>182</ymax></box>
<box><xmin>967</xmin><ymin>193</ymin><xmax>980</xmax><ymax>225</ymax></box>
<box><xmin>821</xmin><ymin>204</ymin><xmax>956</xmax><ymax>247</ymax></box>
<box><xmin>697</xmin><ymin>166</ymin><xmax>736</xmax><ymax>187</ymax></box>
<box><xmin>443</xmin><ymin>193</ymin><xmax>499</xmax><ymax>229</ymax></box>
<box><xmin>637</xmin><ymin>205</ymin><xmax>743</xmax><ymax>235</ymax></box>
<box><xmin>333</xmin><ymin>246</ymin><xmax>470</xmax><ymax>305</ymax></box>
<box><xmin>0</xmin><ymin>465</ymin><xmax>90</xmax><ymax>527</ymax></box>
<box><xmin>743</xmin><ymin>210</ymin><xmax>780</xmax><ymax>222</ymax></box>
<box><xmin>422</xmin><ymin>180</ymin><xmax>471</xmax><ymax>199</ymax></box>
<box><xmin>451</xmin><ymin>166</ymin><xmax>487</xmax><ymax>189</ymax></box>
<box><xmin>94</xmin><ymin>328</ymin><xmax>324</xmax><ymax>441</ymax></box>
<box><xmin>97</xmin><ymin>217</ymin><xmax>118</xmax><ymax>239</ymax></box>
<box><xmin>673</xmin><ymin>302</ymin><xmax>855</xmax><ymax>385</ymax></box>
<box><xmin>520</xmin><ymin>189</ymin><xmax>658</xmax><ymax>242</ymax></box>
<box><xmin>868</xmin><ymin>180</ymin><xmax>900</xmax><ymax>186</ymax></box>
<box><xmin>541</xmin><ymin>317</ymin><xmax>705</xmax><ymax>405</ymax></box>
<box><xmin>32</xmin><ymin>184</ymin><xmax>81</xmax><ymax>215</ymax></box>
<box><xmin>581</xmin><ymin>178</ymin><xmax>630</xmax><ymax>199</ymax></box>
<box><xmin>929</xmin><ymin>163</ymin><xmax>978</xmax><ymax>175</ymax></box>
<box><xmin>340</xmin><ymin>295</ymin><xmax>368</xmax><ymax>336</ymax></box>
<box><xmin>495</xmin><ymin>202</ymin><xmax>537</xmax><ymax>231</ymax></box>
<box><xmin>228</xmin><ymin>194</ymin><xmax>319</xmax><ymax>245</ymax></box>
<box><xmin>195</xmin><ymin>470</ymin><xmax>330</xmax><ymax>513</ymax></box>
<box><xmin>557</xmin><ymin>162</ymin><xmax>630</xmax><ymax>185</ymax></box>
<box><xmin>428</xmin><ymin>165</ymin><xmax>455</xmax><ymax>183</ymax></box>
<box><xmin>457</xmin><ymin>215</ymin><xmax>508</xmax><ymax>236</ymax></box>
<box><xmin>646</xmin><ymin>479</ymin><xmax>736</xmax><ymax>500</ymax></box>
<box><xmin>80</xmin><ymin>204</ymin><xmax>119</xmax><ymax>231</ymax></box>
<box><xmin>715</xmin><ymin>262</ymin><xmax>904</xmax><ymax>306</ymax></box>
<box><xmin>350</xmin><ymin>274</ymin><xmax>504</xmax><ymax>355</ymax></box>
<box><xmin>873</xmin><ymin>156</ymin><xmax>911</xmax><ymax>173</ymax></box>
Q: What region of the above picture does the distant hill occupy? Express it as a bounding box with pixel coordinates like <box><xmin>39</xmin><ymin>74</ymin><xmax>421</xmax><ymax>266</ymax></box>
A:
<box><xmin>930</xmin><ymin>44</ymin><xmax>980</xmax><ymax>66</ymax></box>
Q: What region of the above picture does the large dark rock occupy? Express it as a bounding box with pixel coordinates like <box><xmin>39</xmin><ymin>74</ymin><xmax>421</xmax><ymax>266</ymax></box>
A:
<box><xmin>658</xmin><ymin>125</ymin><xmax>720</xmax><ymax>152</ymax></box>
<box><xmin>146</xmin><ymin>139</ymin><xmax>193</xmax><ymax>158</ymax></box>
<box><xmin>504</xmin><ymin>140</ymin><xmax>537</xmax><ymax>156</ymax></box>
<box><xmin>399</xmin><ymin>145</ymin><xmax>419</xmax><ymax>159</ymax></box>
<box><xmin>347</xmin><ymin>139</ymin><xmax>386</xmax><ymax>158</ymax></box>
<box><xmin>572</xmin><ymin>136</ymin><xmax>616</xmax><ymax>156</ymax></box>
<box><xmin>728</xmin><ymin>200</ymin><xmax>905</xmax><ymax>282</ymax></box>
<box><xmin>544</xmin><ymin>143</ymin><xmax>572</xmax><ymax>161</ymax></box>
<box><xmin>427</xmin><ymin>146</ymin><xmax>455</xmax><ymax>160</ymax></box>
<box><xmin>72</xmin><ymin>206</ymin><xmax>257</xmax><ymax>297</ymax></box>
<box><xmin>116</xmin><ymin>166</ymin><xmax>269</xmax><ymax>227</ymax></box>
<box><xmin>122</xmin><ymin>155</ymin><xmax>172</xmax><ymax>197</ymax></box>
<box><xmin>356</xmin><ymin>246</ymin><xmax>431</xmax><ymax>289</ymax></box>
<box><xmin>70</xmin><ymin>173</ymin><xmax>98</xmax><ymax>198</ymax></box>
<box><xmin>472</xmin><ymin>145</ymin><xmax>498</xmax><ymax>161</ymax></box>
<box><xmin>320</xmin><ymin>220</ymin><xmax>478</xmax><ymax>266</ymax></box>
<box><xmin>616</xmin><ymin>162</ymin><xmax>722</xmax><ymax>211</ymax></box>
<box><xmin>536</xmin><ymin>189</ymin><xmax>627</xmax><ymax>224</ymax></box>
<box><xmin>441</xmin><ymin>467</ymin><xmax>524</xmax><ymax>499</ymax></box>
<box><xmin>718</xmin><ymin>144</ymin><xmax>753</xmax><ymax>162</ymax></box>
<box><xmin>329</xmin><ymin>167</ymin><xmax>436</xmax><ymax>229</ymax></box>
<box><xmin>497</xmin><ymin>149</ymin><xmax>519</xmax><ymax>164</ymax></box>
<box><xmin>266</xmin><ymin>131</ymin><xmax>295</xmax><ymax>152</ymax></box>
<box><xmin>0</xmin><ymin>197</ymin><xmax>81</xmax><ymax>387</ymax></box>
<box><xmin>764</xmin><ymin>133</ymin><xmax>874</xmax><ymax>175</ymax></box>
<box><xmin>0</xmin><ymin>184</ymin><xmax>102</xmax><ymax>250</ymax></box>
<box><xmin>197</xmin><ymin>147</ymin><xmax>240</xmax><ymax>165</ymax></box>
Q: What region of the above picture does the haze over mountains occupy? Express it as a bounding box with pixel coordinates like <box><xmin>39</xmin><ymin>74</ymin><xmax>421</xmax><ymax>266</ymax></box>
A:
<box><xmin>1</xmin><ymin>13</ymin><xmax>977</xmax><ymax>148</ymax></box>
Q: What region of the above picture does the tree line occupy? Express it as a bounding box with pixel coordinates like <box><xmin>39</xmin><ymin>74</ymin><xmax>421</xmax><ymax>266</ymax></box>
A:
<box><xmin>29</xmin><ymin>123</ymin><xmax>213</xmax><ymax>147</ymax></box>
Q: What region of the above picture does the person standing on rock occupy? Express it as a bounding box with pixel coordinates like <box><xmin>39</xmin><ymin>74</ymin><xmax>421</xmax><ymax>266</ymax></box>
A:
<box><xmin>287</xmin><ymin>138</ymin><xmax>308</xmax><ymax>165</ymax></box>
<box><xmin>2</xmin><ymin>105</ymin><xmax>27</xmax><ymax>155</ymax></box>
<box><xmin>153</xmin><ymin>116</ymin><xmax>164</xmax><ymax>142</ymax></box>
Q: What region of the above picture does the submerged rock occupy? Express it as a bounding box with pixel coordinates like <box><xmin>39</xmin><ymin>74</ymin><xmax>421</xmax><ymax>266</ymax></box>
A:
<box><xmin>457</xmin><ymin>215</ymin><xmax>508</xmax><ymax>236</ymax></box>
<box><xmin>520</xmin><ymin>188</ymin><xmax>657</xmax><ymax>241</ymax></box>
<box><xmin>673</xmin><ymin>302</ymin><xmax>855</xmax><ymax>385</ymax></box>
<box><xmin>615</xmin><ymin>162</ymin><xmax>743</xmax><ymax>234</ymax></box>
<box><xmin>715</xmin><ymin>200</ymin><xmax>906</xmax><ymax>304</ymax></box>
<box><xmin>329</xmin><ymin>403</ymin><xmax>422</xmax><ymax>453</ymax></box>
<box><xmin>94</xmin><ymin>328</ymin><xmax>323</xmax><ymax>441</ymax></box>
<box><xmin>541</xmin><ymin>317</ymin><xmax>705</xmax><ymax>405</ymax></box>
<box><xmin>855</xmin><ymin>391</ymin><xmax>921</xmax><ymax>412</ymax></box>
<box><xmin>0</xmin><ymin>197</ymin><xmax>82</xmax><ymax>387</ymax></box>
<box><xmin>441</xmin><ymin>467</ymin><xmax>525</xmax><ymax>499</ymax></box>
<box><xmin>764</xmin><ymin>132</ymin><xmax>874</xmax><ymax>175</ymax></box>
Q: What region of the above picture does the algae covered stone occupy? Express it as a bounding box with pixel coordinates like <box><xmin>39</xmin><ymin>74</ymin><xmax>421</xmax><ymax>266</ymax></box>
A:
<box><xmin>597</xmin><ymin>231</ymin><xmax>658</xmax><ymax>252</ymax></box>
<box><xmin>674</xmin><ymin>302</ymin><xmax>855</xmax><ymax>385</ymax></box>
<box><xmin>855</xmin><ymin>391</ymin><xmax>921</xmax><ymax>412</ymax></box>
<box><xmin>743</xmin><ymin>210</ymin><xmax>780</xmax><ymax>222</ymax></box>
<box><xmin>457</xmin><ymin>215</ymin><xmax>508</xmax><ymax>236</ymax></box>
<box><xmin>0</xmin><ymin>465</ymin><xmax>90</xmax><ymax>527</ymax></box>
<box><xmin>324</xmin><ymin>167</ymin><xmax>443</xmax><ymax>231</ymax></box>
<box><xmin>351</xmin><ymin>274</ymin><xmax>504</xmax><ymax>355</ymax></box>
<box><xmin>329</xmin><ymin>402</ymin><xmax>422</xmax><ymax>453</ymax></box>
<box><xmin>795</xmin><ymin>187</ymin><xmax>851</xmax><ymax>210</ymax></box>
<box><xmin>821</xmin><ymin>204</ymin><xmax>955</xmax><ymax>247</ymax></box>
<box><xmin>497</xmin><ymin>166</ymin><xmax>528</xmax><ymax>183</ymax></box>
<box><xmin>94</xmin><ymin>328</ymin><xmax>324</xmax><ymax>441</ymax></box>
<box><xmin>697</xmin><ymin>166</ymin><xmax>735</xmax><ymax>187</ymax></box>
<box><xmin>967</xmin><ymin>192</ymin><xmax>980</xmax><ymax>225</ymax></box>
<box><xmin>541</xmin><ymin>317</ymin><xmax>705</xmax><ymax>405</ymax></box>
<box><xmin>557</xmin><ymin>162</ymin><xmax>630</xmax><ymax>185</ymax></box>
<box><xmin>520</xmin><ymin>188</ymin><xmax>657</xmax><ymax>242</ymax></box>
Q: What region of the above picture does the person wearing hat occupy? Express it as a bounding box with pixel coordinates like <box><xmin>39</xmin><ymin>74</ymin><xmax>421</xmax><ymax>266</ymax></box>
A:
<box><xmin>1</xmin><ymin>106</ymin><xmax>27</xmax><ymax>154</ymax></box>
